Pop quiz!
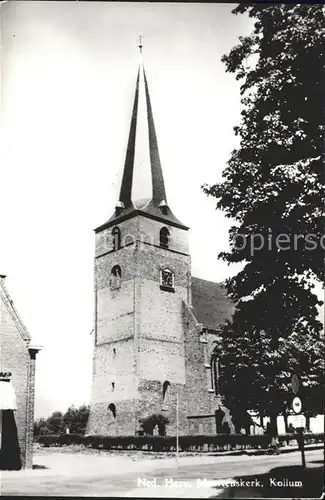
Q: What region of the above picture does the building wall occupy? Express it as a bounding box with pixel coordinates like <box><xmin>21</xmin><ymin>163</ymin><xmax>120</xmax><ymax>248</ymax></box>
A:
<box><xmin>88</xmin><ymin>213</ymin><xmax>230</xmax><ymax>436</ymax></box>
<box><xmin>135</xmin><ymin>237</ymin><xmax>190</xmax><ymax>387</ymax></box>
<box><xmin>183</xmin><ymin>302</ymin><xmax>218</xmax><ymax>435</ymax></box>
<box><xmin>137</xmin><ymin>380</ymin><xmax>189</xmax><ymax>435</ymax></box>
<box><xmin>88</xmin><ymin>214</ymin><xmax>193</xmax><ymax>436</ymax></box>
<box><xmin>88</xmin><ymin>223</ymin><xmax>138</xmax><ymax>435</ymax></box>
<box><xmin>0</xmin><ymin>296</ymin><xmax>33</xmax><ymax>468</ymax></box>
<box><xmin>96</xmin><ymin>281</ymin><xmax>134</xmax><ymax>344</ymax></box>
<box><xmin>95</xmin><ymin>217</ymin><xmax>140</xmax><ymax>257</ymax></box>
<box><xmin>95</xmin><ymin>215</ymin><xmax>189</xmax><ymax>257</ymax></box>
<box><xmin>87</xmin><ymin>399</ymin><xmax>138</xmax><ymax>436</ymax></box>
<box><xmin>25</xmin><ymin>353</ymin><xmax>37</xmax><ymax>469</ymax></box>
<box><xmin>90</xmin><ymin>339</ymin><xmax>137</xmax><ymax>405</ymax></box>
<box><xmin>134</xmin><ymin>231</ymin><xmax>189</xmax><ymax>432</ymax></box>
<box><xmin>137</xmin><ymin>217</ymin><xmax>189</xmax><ymax>255</ymax></box>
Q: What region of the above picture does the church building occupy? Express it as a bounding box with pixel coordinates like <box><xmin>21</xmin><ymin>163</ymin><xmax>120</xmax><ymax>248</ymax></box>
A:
<box><xmin>0</xmin><ymin>275</ymin><xmax>42</xmax><ymax>469</ymax></box>
<box><xmin>87</xmin><ymin>48</ymin><xmax>235</xmax><ymax>436</ymax></box>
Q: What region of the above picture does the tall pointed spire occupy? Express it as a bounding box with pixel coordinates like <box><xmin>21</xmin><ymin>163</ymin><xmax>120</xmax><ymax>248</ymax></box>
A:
<box><xmin>118</xmin><ymin>38</ymin><xmax>167</xmax><ymax>208</ymax></box>
<box><xmin>118</xmin><ymin>68</ymin><xmax>140</xmax><ymax>208</ymax></box>
<box><xmin>95</xmin><ymin>42</ymin><xmax>188</xmax><ymax>233</ymax></box>
<box><xmin>143</xmin><ymin>68</ymin><xmax>167</xmax><ymax>205</ymax></box>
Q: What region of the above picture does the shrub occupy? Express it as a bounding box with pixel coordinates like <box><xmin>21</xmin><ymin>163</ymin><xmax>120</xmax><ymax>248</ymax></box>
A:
<box><xmin>38</xmin><ymin>434</ymin><xmax>60</xmax><ymax>447</ymax></box>
<box><xmin>139</xmin><ymin>414</ymin><xmax>170</xmax><ymax>436</ymax></box>
<box><xmin>36</xmin><ymin>432</ymin><xmax>324</xmax><ymax>451</ymax></box>
<box><xmin>57</xmin><ymin>434</ymin><xmax>84</xmax><ymax>446</ymax></box>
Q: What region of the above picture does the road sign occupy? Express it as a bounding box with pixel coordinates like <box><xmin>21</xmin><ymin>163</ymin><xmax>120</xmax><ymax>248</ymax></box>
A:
<box><xmin>291</xmin><ymin>374</ymin><xmax>300</xmax><ymax>395</ymax></box>
<box><xmin>292</xmin><ymin>396</ymin><xmax>302</xmax><ymax>414</ymax></box>
<box><xmin>292</xmin><ymin>414</ymin><xmax>306</xmax><ymax>428</ymax></box>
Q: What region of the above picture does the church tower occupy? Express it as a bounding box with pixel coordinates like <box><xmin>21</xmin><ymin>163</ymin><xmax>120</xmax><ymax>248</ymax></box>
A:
<box><xmin>87</xmin><ymin>45</ymin><xmax>192</xmax><ymax>436</ymax></box>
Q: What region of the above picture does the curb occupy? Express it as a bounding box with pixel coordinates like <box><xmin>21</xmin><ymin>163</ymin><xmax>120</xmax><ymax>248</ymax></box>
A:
<box><xmin>208</xmin><ymin>443</ymin><xmax>323</xmax><ymax>457</ymax></box>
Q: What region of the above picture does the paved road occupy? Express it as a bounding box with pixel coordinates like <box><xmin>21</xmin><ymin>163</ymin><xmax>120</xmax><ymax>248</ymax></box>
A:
<box><xmin>127</xmin><ymin>449</ymin><xmax>324</xmax><ymax>498</ymax></box>
<box><xmin>1</xmin><ymin>448</ymin><xmax>323</xmax><ymax>497</ymax></box>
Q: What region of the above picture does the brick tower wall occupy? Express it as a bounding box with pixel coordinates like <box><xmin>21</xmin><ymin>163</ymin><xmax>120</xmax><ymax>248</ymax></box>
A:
<box><xmin>88</xmin><ymin>214</ymin><xmax>192</xmax><ymax>436</ymax></box>
<box><xmin>183</xmin><ymin>302</ymin><xmax>218</xmax><ymax>435</ymax></box>
<box><xmin>132</xmin><ymin>224</ymin><xmax>190</xmax><ymax>435</ymax></box>
<box><xmin>0</xmin><ymin>298</ymin><xmax>33</xmax><ymax>468</ymax></box>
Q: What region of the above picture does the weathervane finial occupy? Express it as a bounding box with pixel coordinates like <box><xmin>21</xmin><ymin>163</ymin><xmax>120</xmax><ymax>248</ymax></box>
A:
<box><xmin>138</xmin><ymin>35</ymin><xmax>143</xmax><ymax>54</ymax></box>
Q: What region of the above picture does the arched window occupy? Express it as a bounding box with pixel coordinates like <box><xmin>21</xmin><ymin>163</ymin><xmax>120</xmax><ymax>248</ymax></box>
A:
<box><xmin>110</xmin><ymin>265</ymin><xmax>122</xmax><ymax>290</ymax></box>
<box><xmin>160</xmin><ymin>227</ymin><xmax>170</xmax><ymax>248</ymax></box>
<box><xmin>111</xmin><ymin>265</ymin><xmax>121</xmax><ymax>277</ymax></box>
<box><xmin>211</xmin><ymin>347</ymin><xmax>221</xmax><ymax>395</ymax></box>
<box><xmin>108</xmin><ymin>403</ymin><xmax>116</xmax><ymax>419</ymax></box>
<box><xmin>112</xmin><ymin>227</ymin><xmax>121</xmax><ymax>251</ymax></box>
<box><xmin>162</xmin><ymin>380</ymin><xmax>170</xmax><ymax>401</ymax></box>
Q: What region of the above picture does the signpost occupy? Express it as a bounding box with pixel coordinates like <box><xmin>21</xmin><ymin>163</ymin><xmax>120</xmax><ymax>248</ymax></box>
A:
<box><xmin>290</xmin><ymin>374</ymin><xmax>305</xmax><ymax>468</ymax></box>
<box><xmin>176</xmin><ymin>393</ymin><xmax>179</xmax><ymax>464</ymax></box>
<box><xmin>292</xmin><ymin>396</ymin><xmax>302</xmax><ymax>414</ymax></box>
<box><xmin>291</xmin><ymin>374</ymin><xmax>300</xmax><ymax>395</ymax></box>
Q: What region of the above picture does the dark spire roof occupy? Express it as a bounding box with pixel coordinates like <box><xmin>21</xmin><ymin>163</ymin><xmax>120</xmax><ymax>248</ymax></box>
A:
<box><xmin>95</xmin><ymin>49</ymin><xmax>188</xmax><ymax>233</ymax></box>
<box><xmin>143</xmin><ymin>69</ymin><xmax>167</xmax><ymax>206</ymax></box>
<box><xmin>118</xmin><ymin>68</ymin><xmax>140</xmax><ymax>209</ymax></box>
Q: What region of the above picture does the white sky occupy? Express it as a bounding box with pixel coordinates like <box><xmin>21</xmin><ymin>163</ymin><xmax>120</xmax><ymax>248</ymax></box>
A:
<box><xmin>1</xmin><ymin>2</ymin><xmax>322</xmax><ymax>418</ymax></box>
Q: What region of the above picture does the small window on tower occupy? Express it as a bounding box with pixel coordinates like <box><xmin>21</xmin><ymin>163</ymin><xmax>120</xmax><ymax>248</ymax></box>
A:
<box><xmin>108</xmin><ymin>403</ymin><xmax>116</xmax><ymax>419</ymax></box>
<box><xmin>160</xmin><ymin>268</ymin><xmax>175</xmax><ymax>292</ymax></box>
<box><xmin>162</xmin><ymin>380</ymin><xmax>170</xmax><ymax>401</ymax></box>
<box><xmin>110</xmin><ymin>265</ymin><xmax>122</xmax><ymax>290</ymax></box>
<box><xmin>112</xmin><ymin>227</ymin><xmax>121</xmax><ymax>251</ymax></box>
<box><xmin>160</xmin><ymin>227</ymin><xmax>170</xmax><ymax>249</ymax></box>
<box><xmin>162</xmin><ymin>380</ymin><xmax>170</xmax><ymax>411</ymax></box>
<box><xmin>111</xmin><ymin>382</ymin><xmax>115</xmax><ymax>391</ymax></box>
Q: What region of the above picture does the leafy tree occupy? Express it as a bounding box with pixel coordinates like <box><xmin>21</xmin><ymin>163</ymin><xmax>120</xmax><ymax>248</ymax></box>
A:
<box><xmin>33</xmin><ymin>417</ymin><xmax>47</xmax><ymax>439</ymax></box>
<box><xmin>63</xmin><ymin>404</ymin><xmax>89</xmax><ymax>434</ymax></box>
<box><xmin>45</xmin><ymin>411</ymin><xmax>64</xmax><ymax>435</ymax></box>
<box><xmin>204</xmin><ymin>4</ymin><xmax>325</xmax><ymax>430</ymax></box>
<box><xmin>139</xmin><ymin>414</ymin><xmax>169</xmax><ymax>436</ymax></box>
<box><xmin>34</xmin><ymin>405</ymin><xmax>90</xmax><ymax>439</ymax></box>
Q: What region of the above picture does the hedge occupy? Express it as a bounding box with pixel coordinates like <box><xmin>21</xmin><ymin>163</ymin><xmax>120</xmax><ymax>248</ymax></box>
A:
<box><xmin>38</xmin><ymin>433</ymin><xmax>84</xmax><ymax>447</ymax></box>
<box><xmin>37</xmin><ymin>432</ymin><xmax>324</xmax><ymax>451</ymax></box>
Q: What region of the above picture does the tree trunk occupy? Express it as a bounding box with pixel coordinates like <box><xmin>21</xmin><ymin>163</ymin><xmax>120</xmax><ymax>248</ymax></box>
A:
<box><xmin>269</xmin><ymin>413</ymin><xmax>278</xmax><ymax>437</ymax></box>
<box><xmin>284</xmin><ymin>412</ymin><xmax>289</xmax><ymax>433</ymax></box>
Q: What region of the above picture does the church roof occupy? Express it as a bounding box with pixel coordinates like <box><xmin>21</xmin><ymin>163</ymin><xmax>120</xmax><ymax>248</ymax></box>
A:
<box><xmin>95</xmin><ymin>46</ymin><xmax>188</xmax><ymax>233</ymax></box>
<box><xmin>191</xmin><ymin>277</ymin><xmax>235</xmax><ymax>331</ymax></box>
<box><xmin>0</xmin><ymin>275</ymin><xmax>31</xmax><ymax>343</ymax></box>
